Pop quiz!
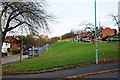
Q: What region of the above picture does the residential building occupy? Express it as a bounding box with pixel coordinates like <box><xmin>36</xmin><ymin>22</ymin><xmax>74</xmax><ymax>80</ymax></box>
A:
<box><xmin>39</xmin><ymin>35</ymin><xmax>49</xmax><ymax>40</ymax></box>
<box><xmin>2</xmin><ymin>41</ymin><xmax>10</xmax><ymax>54</ymax></box>
<box><xmin>101</xmin><ymin>27</ymin><xmax>117</xmax><ymax>38</ymax></box>
<box><xmin>4</xmin><ymin>36</ymin><xmax>20</xmax><ymax>49</ymax></box>
<box><xmin>76</xmin><ymin>27</ymin><xmax>117</xmax><ymax>42</ymax></box>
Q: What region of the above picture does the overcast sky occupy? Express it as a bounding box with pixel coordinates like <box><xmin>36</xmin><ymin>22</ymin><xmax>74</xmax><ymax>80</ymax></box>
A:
<box><xmin>5</xmin><ymin>0</ymin><xmax>119</xmax><ymax>37</ymax></box>
<box><xmin>43</xmin><ymin>0</ymin><xmax>119</xmax><ymax>37</ymax></box>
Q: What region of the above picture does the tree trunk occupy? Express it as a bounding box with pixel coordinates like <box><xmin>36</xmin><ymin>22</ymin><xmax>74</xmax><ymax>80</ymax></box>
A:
<box><xmin>0</xmin><ymin>20</ymin><xmax>2</xmax><ymax>52</ymax></box>
<box><xmin>0</xmin><ymin>14</ymin><xmax>2</xmax><ymax>53</ymax></box>
<box><xmin>2</xmin><ymin>32</ymin><xmax>6</xmax><ymax>44</ymax></box>
<box><xmin>0</xmin><ymin>11</ymin><xmax>2</xmax><ymax>79</ymax></box>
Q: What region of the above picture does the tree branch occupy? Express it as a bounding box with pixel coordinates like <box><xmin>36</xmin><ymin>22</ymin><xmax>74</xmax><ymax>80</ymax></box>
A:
<box><xmin>14</xmin><ymin>18</ymin><xmax>31</xmax><ymax>26</ymax></box>
<box><xmin>1</xmin><ymin>3</ymin><xmax>13</xmax><ymax>17</ymax></box>
<box><xmin>6</xmin><ymin>22</ymin><xmax>25</xmax><ymax>32</ymax></box>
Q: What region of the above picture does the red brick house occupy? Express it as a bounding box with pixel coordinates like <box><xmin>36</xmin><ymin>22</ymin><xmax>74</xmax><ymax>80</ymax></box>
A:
<box><xmin>101</xmin><ymin>27</ymin><xmax>117</xmax><ymax>38</ymax></box>
<box><xmin>76</xmin><ymin>27</ymin><xmax>117</xmax><ymax>42</ymax></box>
<box><xmin>4</xmin><ymin>36</ymin><xmax>20</xmax><ymax>49</ymax></box>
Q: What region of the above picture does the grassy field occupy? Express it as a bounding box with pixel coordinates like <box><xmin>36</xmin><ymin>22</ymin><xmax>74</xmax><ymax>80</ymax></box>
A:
<box><xmin>3</xmin><ymin>41</ymin><xmax>118</xmax><ymax>73</ymax></box>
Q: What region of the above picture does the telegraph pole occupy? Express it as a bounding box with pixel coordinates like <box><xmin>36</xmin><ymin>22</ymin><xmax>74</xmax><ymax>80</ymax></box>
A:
<box><xmin>94</xmin><ymin>0</ymin><xmax>98</xmax><ymax>64</ymax></box>
<box><xmin>20</xmin><ymin>26</ymin><xmax>23</xmax><ymax>62</ymax></box>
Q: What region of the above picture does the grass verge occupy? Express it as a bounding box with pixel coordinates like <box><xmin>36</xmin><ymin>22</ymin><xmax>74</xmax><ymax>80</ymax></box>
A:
<box><xmin>2</xmin><ymin>41</ymin><xmax>119</xmax><ymax>74</ymax></box>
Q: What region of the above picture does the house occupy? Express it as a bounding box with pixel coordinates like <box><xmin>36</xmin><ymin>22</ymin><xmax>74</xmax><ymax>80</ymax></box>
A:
<box><xmin>39</xmin><ymin>35</ymin><xmax>49</xmax><ymax>40</ymax></box>
<box><xmin>77</xmin><ymin>31</ymin><xmax>94</xmax><ymax>42</ymax></box>
<box><xmin>2</xmin><ymin>36</ymin><xmax>21</xmax><ymax>56</ymax></box>
<box><xmin>4</xmin><ymin>36</ymin><xmax>20</xmax><ymax>49</ymax></box>
<box><xmin>101</xmin><ymin>27</ymin><xmax>117</xmax><ymax>38</ymax></box>
<box><xmin>74</xmin><ymin>27</ymin><xmax>117</xmax><ymax>43</ymax></box>
<box><xmin>2</xmin><ymin>41</ymin><xmax>10</xmax><ymax>54</ymax></box>
<box><xmin>64</xmin><ymin>38</ymin><xmax>71</xmax><ymax>41</ymax></box>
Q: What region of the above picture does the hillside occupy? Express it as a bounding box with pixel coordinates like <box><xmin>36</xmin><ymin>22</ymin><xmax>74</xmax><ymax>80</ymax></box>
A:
<box><xmin>3</xmin><ymin>41</ymin><xmax>118</xmax><ymax>73</ymax></box>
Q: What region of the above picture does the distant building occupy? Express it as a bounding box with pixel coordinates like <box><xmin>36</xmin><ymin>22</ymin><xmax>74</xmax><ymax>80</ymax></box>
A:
<box><xmin>4</xmin><ymin>36</ymin><xmax>20</xmax><ymax>49</ymax></box>
<box><xmin>77</xmin><ymin>31</ymin><xmax>94</xmax><ymax>42</ymax></box>
<box><xmin>2</xmin><ymin>41</ymin><xmax>10</xmax><ymax>54</ymax></box>
<box><xmin>64</xmin><ymin>38</ymin><xmax>71</xmax><ymax>41</ymax></box>
<box><xmin>39</xmin><ymin>35</ymin><xmax>49</xmax><ymax>40</ymax></box>
<box><xmin>75</xmin><ymin>27</ymin><xmax>117</xmax><ymax>42</ymax></box>
<box><xmin>101</xmin><ymin>27</ymin><xmax>117</xmax><ymax>38</ymax></box>
<box><xmin>32</xmin><ymin>35</ymin><xmax>40</xmax><ymax>39</ymax></box>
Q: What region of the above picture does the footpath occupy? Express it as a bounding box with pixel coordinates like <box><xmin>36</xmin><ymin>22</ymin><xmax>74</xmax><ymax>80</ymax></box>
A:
<box><xmin>3</xmin><ymin>62</ymin><xmax>119</xmax><ymax>79</ymax></box>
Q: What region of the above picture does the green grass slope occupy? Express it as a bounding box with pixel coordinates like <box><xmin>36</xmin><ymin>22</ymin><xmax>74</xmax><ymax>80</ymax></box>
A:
<box><xmin>3</xmin><ymin>41</ymin><xmax>118</xmax><ymax>73</ymax></box>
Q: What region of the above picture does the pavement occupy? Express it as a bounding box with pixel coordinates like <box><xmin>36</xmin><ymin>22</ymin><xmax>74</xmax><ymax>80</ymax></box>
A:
<box><xmin>68</xmin><ymin>69</ymin><xmax>119</xmax><ymax>79</ymax></box>
<box><xmin>86</xmin><ymin>72</ymin><xmax>119</xmax><ymax>78</ymax></box>
<box><xmin>2</xmin><ymin>62</ymin><xmax>119</xmax><ymax>79</ymax></box>
<box><xmin>1</xmin><ymin>54</ymin><xmax>28</xmax><ymax>64</ymax></box>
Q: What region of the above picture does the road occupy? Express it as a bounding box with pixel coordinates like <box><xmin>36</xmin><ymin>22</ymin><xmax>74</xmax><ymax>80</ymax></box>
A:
<box><xmin>2</xmin><ymin>62</ymin><xmax>119</xmax><ymax>79</ymax></box>
<box><xmin>2</xmin><ymin>46</ymin><xmax>48</xmax><ymax>64</ymax></box>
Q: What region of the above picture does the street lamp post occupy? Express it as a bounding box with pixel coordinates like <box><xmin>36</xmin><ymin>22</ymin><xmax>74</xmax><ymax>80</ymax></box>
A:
<box><xmin>94</xmin><ymin>0</ymin><xmax>98</xmax><ymax>64</ymax></box>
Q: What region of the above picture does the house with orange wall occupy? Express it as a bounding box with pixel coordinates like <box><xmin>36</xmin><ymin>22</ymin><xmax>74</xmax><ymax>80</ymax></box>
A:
<box><xmin>101</xmin><ymin>27</ymin><xmax>117</xmax><ymax>38</ymax></box>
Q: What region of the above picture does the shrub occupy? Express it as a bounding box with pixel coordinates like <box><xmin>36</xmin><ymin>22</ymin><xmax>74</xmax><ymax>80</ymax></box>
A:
<box><xmin>7</xmin><ymin>48</ymin><xmax>10</xmax><ymax>52</ymax></box>
<box><xmin>10</xmin><ymin>48</ymin><xmax>21</xmax><ymax>55</ymax></box>
<box><xmin>101</xmin><ymin>36</ymin><xmax>110</xmax><ymax>41</ymax></box>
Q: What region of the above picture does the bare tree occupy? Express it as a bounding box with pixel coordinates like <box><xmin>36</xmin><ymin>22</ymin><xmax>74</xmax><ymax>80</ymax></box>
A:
<box><xmin>110</xmin><ymin>14</ymin><xmax>119</xmax><ymax>35</ymax></box>
<box><xmin>0</xmin><ymin>0</ymin><xmax>53</xmax><ymax>43</ymax></box>
<box><xmin>79</xmin><ymin>22</ymin><xmax>95</xmax><ymax>33</ymax></box>
<box><xmin>110</xmin><ymin>14</ymin><xmax>118</xmax><ymax>25</ymax></box>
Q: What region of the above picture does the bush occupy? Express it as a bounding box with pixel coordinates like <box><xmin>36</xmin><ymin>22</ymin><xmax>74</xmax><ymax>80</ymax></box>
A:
<box><xmin>101</xmin><ymin>36</ymin><xmax>110</xmax><ymax>41</ymax></box>
<box><xmin>10</xmin><ymin>48</ymin><xmax>21</xmax><ymax>55</ymax></box>
<box><xmin>7</xmin><ymin>48</ymin><xmax>10</xmax><ymax>52</ymax></box>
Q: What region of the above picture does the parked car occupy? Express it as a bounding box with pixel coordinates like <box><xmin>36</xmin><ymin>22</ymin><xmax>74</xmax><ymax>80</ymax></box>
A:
<box><xmin>20</xmin><ymin>46</ymin><xmax>29</xmax><ymax>55</ymax></box>
<box><xmin>21</xmin><ymin>50</ymin><xmax>28</xmax><ymax>55</ymax></box>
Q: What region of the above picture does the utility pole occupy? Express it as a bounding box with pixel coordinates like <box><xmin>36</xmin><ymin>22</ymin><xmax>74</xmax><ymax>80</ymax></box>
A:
<box><xmin>20</xmin><ymin>26</ymin><xmax>23</xmax><ymax>62</ymax></box>
<box><xmin>32</xmin><ymin>46</ymin><xmax>35</xmax><ymax>57</ymax></box>
<box><xmin>94</xmin><ymin>0</ymin><xmax>98</xmax><ymax>64</ymax></box>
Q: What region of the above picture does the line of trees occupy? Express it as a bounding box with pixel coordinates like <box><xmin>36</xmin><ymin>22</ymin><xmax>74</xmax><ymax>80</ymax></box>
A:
<box><xmin>62</xmin><ymin>31</ymin><xmax>77</xmax><ymax>40</ymax></box>
<box><xmin>15</xmin><ymin>35</ymin><xmax>48</xmax><ymax>47</ymax></box>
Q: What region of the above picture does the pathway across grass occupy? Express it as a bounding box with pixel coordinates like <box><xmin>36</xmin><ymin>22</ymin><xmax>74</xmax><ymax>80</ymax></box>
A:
<box><xmin>3</xmin><ymin>41</ymin><xmax>119</xmax><ymax>73</ymax></box>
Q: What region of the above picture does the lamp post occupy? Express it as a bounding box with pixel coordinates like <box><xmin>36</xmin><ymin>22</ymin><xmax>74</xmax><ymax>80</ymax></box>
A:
<box><xmin>94</xmin><ymin>0</ymin><xmax>98</xmax><ymax>64</ymax></box>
